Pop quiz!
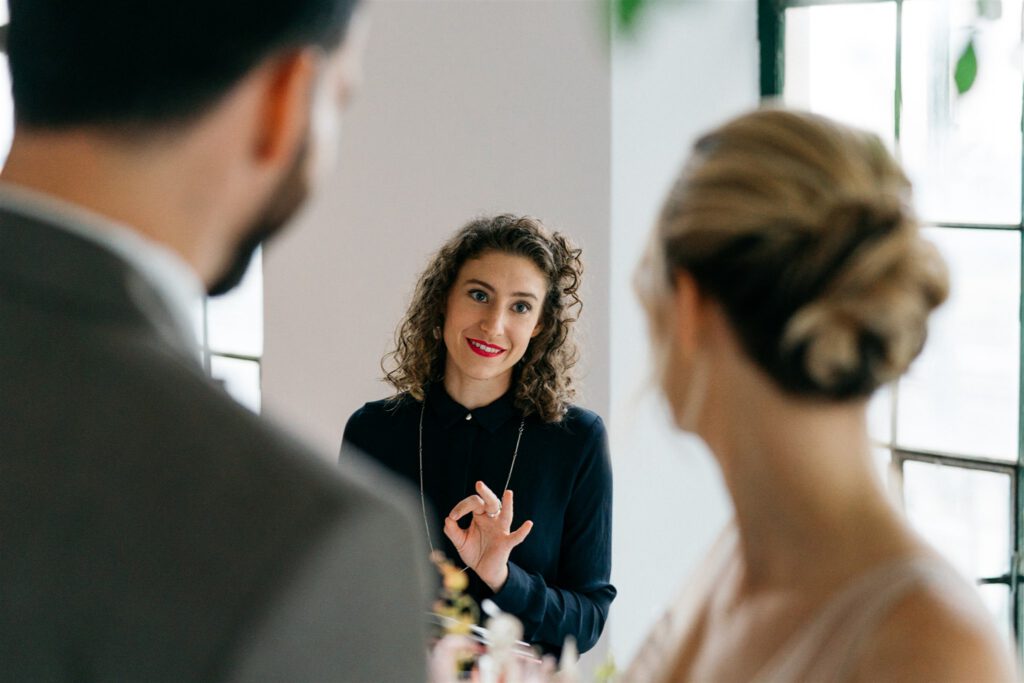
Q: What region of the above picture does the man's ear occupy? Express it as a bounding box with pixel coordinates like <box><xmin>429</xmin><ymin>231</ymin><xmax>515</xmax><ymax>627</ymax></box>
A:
<box><xmin>254</xmin><ymin>49</ymin><xmax>319</xmax><ymax>166</ymax></box>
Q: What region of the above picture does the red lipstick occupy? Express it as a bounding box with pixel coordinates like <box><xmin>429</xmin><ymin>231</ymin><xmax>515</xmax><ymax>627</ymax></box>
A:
<box><xmin>466</xmin><ymin>337</ymin><xmax>507</xmax><ymax>358</ymax></box>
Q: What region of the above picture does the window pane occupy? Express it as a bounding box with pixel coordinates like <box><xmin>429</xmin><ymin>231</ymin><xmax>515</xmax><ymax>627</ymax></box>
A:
<box><xmin>872</xmin><ymin>446</ymin><xmax>895</xmax><ymax>498</ymax></box>
<box><xmin>207</xmin><ymin>249</ymin><xmax>263</xmax><ymax>357</ymax></box>
<box><xmin>902</xmin><ymin>459</ymin><xmax>1011</xmax><ymax>579</ymax></box>
<box><xmin>896</xmin><ymin>228</ymin><xmax>1019</xmax><ymax>460</ymax></box>
<box><xmin>784</xmin><ymin>3</ymin><xmax>896</xmax><ymax>147</ymax></box>
<box><xmin>190</xmin><ymin>298</ymin><xmax>206</xmax><ymax>365</ymax></box>
<box><xmin>187</xmin><ymin>292</ymin><xmax>204</xmax><ymax>337</ymax></box>
<box><xmin>210</xmin><ymin>355</ymin><xmax>261</xmax><ymax>414</ymax></box>
<box><xmin>902</xmin><ymin>0</ymin><xmax>1023</xmax><ymax>225</ymax></box>
<box><xmin>978</xmin><ymin>583</ymin><xmax>1013</xmax><ymax>645</ymax></box>
<box><xmin>0</xmin><ymin>54</ymin><xmax>13</xmax><ymax>168</ymax></box>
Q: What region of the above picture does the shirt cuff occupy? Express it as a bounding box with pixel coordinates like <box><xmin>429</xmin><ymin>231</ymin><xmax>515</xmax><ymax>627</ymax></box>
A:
<box><xmin>489</xmin><ymin>561</ymin><xmax>534</xmax><ymax>615</ymax></box>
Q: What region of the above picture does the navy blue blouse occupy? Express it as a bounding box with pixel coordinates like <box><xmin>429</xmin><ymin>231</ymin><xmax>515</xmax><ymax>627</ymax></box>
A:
<box><xmin>341</xmin><ymin>383</ymin><xmax>615</xmax><ymax>654</ymax></box>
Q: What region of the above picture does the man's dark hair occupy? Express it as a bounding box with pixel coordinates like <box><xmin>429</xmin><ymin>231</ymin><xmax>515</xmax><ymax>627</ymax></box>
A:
<box><xmin>6</xmin><ymin>0</ymin><xmax>359</xmax><ymax>131</ymax></box>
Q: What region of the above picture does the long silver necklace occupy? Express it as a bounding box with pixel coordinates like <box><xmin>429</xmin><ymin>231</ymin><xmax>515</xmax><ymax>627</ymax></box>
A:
<box><xmin>418</xmin><ymin>399</ymin><xmax>526</xmax><ymax>555</ymax></box>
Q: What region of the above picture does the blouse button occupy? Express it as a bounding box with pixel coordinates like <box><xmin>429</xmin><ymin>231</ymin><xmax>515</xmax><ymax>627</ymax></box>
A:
<box><xmin>465</xmin><ymin>413</ymin><xmax>473</xmax><ymax>421</ymax></box>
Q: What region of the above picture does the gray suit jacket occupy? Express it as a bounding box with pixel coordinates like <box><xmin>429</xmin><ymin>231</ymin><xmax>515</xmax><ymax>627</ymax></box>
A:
<box><xmin>0</xmin><ymin>206</ymin><xmax>430</xmax><ymax>682</ymax></box>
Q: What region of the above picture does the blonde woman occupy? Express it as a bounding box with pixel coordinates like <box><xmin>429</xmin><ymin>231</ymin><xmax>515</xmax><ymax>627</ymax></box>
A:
<box><xmin>342</xmin><ymin>215</ymin><xmax>615</xmax><ymax>655</ymax></box>
<box><xmin>625</xmin><ymin>110</ymin><xmax>1015</xmax><ymax>681</ymax></box>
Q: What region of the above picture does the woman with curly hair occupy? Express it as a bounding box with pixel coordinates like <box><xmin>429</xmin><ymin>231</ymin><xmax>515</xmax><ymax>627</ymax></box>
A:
<box><xmin>341</xmin><ymin>214</ymin><xmax>615</xmax><ymax>655</ymax></box>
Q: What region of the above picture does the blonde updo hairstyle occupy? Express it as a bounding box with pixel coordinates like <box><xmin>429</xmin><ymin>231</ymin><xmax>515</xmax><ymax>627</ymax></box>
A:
<box><xmin>637</xmin><ymin>109</ymin><xmax>949</xmax><ymax>400</ymax></box>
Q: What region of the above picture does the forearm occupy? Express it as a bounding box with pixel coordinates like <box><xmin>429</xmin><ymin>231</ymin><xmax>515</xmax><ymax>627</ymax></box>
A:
<box><xmin>489</xmin><ymin>561</ymin><xmax>615</xmax><ymax>653</ymax></box>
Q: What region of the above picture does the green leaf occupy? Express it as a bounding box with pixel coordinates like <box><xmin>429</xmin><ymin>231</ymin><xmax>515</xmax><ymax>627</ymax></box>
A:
<box><xmin>615</xmin><ymin>0</ymin><xmax>647</xmax><ymax>33</ymax></box>
<box><xmin>954</xmin><ymin>37</ymin><xmax>978</xmax><ymax>95</ymax></box>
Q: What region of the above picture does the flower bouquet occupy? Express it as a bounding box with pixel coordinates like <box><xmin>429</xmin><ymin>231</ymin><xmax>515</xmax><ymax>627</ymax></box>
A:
<box><xmin>427</xmin><ymin>553</ymin><xmax>615</xmax><ymax>683</ymax></box>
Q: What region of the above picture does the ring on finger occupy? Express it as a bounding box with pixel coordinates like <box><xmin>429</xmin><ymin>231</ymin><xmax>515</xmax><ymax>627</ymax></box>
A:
<box><xmin>486</xmin><ymin>504</ymin><xmax>502</xmax><ymax>519</ymax></box>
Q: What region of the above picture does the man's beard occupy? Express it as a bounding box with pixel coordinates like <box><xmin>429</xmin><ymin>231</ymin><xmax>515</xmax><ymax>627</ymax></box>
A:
<box><xmin>207</xmin><ymin>140</ymin><xmax>311</xmax><ymax>297</ymax></box>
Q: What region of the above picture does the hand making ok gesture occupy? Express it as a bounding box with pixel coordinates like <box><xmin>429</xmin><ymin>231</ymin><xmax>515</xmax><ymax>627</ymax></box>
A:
<box><xmin>443</xmin><ymin>480</ymin><xmax>534</xmax><ymax>592</ymax></box>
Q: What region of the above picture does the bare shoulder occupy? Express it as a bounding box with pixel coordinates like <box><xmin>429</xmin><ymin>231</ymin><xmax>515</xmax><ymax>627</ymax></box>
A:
<box><xmin>849</xmin><ymin>576</ymin><xmax>1017</xmax><ymax>683</ymax></box>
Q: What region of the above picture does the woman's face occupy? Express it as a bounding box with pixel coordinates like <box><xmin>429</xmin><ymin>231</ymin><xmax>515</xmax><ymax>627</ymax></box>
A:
<box><xmin>645</xmin><ymin>268</ymin><xmax>710</xmax><ymax>433</ymax></box>
<box><xmin>443</xmin><ymin>250</ymin><xmax>547</xmax><ymax>390</ymax></box>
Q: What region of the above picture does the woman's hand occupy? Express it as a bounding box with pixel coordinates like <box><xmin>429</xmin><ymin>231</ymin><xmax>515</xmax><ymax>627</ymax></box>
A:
<box><xmin>444</xmin><ymin>480</ymin><xmax>533</xmax><ymax>592</ymax></box>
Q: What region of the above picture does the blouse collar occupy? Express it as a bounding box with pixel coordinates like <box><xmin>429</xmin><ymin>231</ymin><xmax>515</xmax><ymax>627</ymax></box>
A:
<box><xmin>426</xmin><ymin>382</ymin><xmax>519</xmax><ymax>433</ymax></box>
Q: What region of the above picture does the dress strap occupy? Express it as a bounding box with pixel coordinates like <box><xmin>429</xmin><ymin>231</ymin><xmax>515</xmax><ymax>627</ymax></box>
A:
<box><xmin>753</xmin><ymin>556</ymin><xmax>962</xmax><ymax>683</ymax></box>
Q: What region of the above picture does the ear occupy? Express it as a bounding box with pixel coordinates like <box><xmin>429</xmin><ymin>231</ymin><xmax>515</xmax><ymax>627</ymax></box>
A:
<box><xmin>672</xmin><ymin>270</ymin><xmax>706</xmax><ymax>356</ymax></box>
<box><xmin>253</xmin><ymin>49</ymin><xmax>319</xmax><ymax>166</ymax></box>
<box><xmin>530</xmin><ymin>321</ymin><xmax>543</xmax><ymax>339</ymax></box>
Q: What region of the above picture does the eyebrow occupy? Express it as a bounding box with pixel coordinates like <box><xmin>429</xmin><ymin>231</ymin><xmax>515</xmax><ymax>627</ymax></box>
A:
<box><xmin>465</xmin><ymin>278</ymin><xmax>539</xmax><ymax>301</ymax></box>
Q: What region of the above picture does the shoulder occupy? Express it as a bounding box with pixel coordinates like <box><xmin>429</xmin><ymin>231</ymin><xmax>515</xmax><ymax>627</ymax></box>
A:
<box><xmin>531</xmin><ymin>405</ymin><xmax>609</xmax><ymax>467</ymax></box>
<box><xmin>20</xmin><ymin>323</ymin><xmax>423</xmax><ymax>593</ymax></box>
<box><xmin>564</xmin><ymin>405</ymin><xmax>604</xmax><ymax>428</ymax></box>
<box><xmin>343</xmin><ymin>395</ymin><xmax>418</xmax><ymax>447</ymax></box>
<box><xmin>152</xmin><ymin>372</ymin><xmax>425</xmax><ymax>579</ymax></box>
<box><xmin>342</xmin><ymin>394</ymin><xmax>422</xmax><ymax>468</ymax></box>
<box><xmin>849</xmin><ymin>567</ymin><xmax>1016</xmax><ymax>682</ymax></box>
<box><xmin>551</xmin><ymin>405</ymin><xmax>607</xmax><ymax>448</ymax></box>
<box><xmin>347</xmin><ymin>394</ymin><xmax>417</xmax><ymax>427</ymax></box>
<box><xmin>83</xmin><ymin>336</ymin><xmax>414</xmax><ymax>526</ymax></box>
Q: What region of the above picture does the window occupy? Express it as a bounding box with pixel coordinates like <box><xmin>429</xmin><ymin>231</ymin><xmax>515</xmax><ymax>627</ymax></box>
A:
<box><xmin>0</xmin><ymin>3</ymin><xmax>11</xmax><ymax>162</ymax></box>
<box><xmin>204</xmin><ymin>251</ymin><xmax>264</xmax><ymax>413</ymax></box>
<box><xmin>762</xmin><ymin>0</ymin><xmax>1023</xmax><ymax>645</ymax></box>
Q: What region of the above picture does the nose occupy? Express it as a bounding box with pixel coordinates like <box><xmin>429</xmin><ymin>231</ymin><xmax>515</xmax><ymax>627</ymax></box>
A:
<box><xmin>479</xmin><ymin>308</ymin><xmax>506</xmax><ymax>337</ymax></box>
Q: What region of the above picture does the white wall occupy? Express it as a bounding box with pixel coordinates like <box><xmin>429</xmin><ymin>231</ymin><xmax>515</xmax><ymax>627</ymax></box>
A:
<box><xmin>263</xmin><ymin>0</ymin><xmax>612</xmax><ymax>455</ymax></box>
<box><xmin>262</xmin><ymin>0</ymin><xmax>761</xmax><ymax>672</ymax></box>
<box><xmin>609</xmin><ymin>0</ymin><xmax>757</xmax><ymax>665</ymax></box>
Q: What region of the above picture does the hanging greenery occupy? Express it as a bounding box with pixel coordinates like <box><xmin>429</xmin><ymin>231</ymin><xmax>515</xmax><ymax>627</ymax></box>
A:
<box><xmin>613</xmin><ymin>0</ymin><xmax>647</xmax><ymax>34</ymax></box>
<box><xmin>955</xmin><ymin>36</ymin><xmax>979</xmax><ymax>95</ymax></box>
<box><xmin>609</xmin><ymin>0</ymin><xmax>1002</xmax><ymax>96</ymax></box>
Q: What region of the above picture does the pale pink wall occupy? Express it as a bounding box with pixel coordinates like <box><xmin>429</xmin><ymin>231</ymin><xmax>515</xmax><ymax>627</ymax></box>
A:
<box><xmin>262</xmin><ymin>0</ymin><xmax>611</xmax><ymax>457</ymax></box>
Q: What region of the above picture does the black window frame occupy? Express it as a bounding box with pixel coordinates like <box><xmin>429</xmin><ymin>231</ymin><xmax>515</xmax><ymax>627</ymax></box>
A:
<box><xmin>759</xmin><ymin>0</ymin><xmax>1024</xmax><ymax>646</ymax></box>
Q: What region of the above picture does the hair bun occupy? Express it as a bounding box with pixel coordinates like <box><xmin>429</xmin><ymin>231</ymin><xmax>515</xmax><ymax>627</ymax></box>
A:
<box><xmin>783</xmin><ymin>303</ymin><xmax>865</xmax><ymax>392</ymax></box>
<box><xmin>643</xmin><ymin>109</ymin><xmax>950</xmax><ymax>401</ymax></box>
<box><xmin>831</xmin><ymin>194</ymin><xmax>903</xmax><ymax>236</ymax></box>
<box><xmin>781</xmin><ymin>215</ymin><xmax>948</xmax><ymax>397</ymax></box>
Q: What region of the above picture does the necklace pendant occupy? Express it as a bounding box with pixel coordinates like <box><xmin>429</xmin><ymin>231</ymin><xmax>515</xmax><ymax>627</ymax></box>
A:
<box><xmin>419</xmin><ymin>400</ymin><xmax>525</xmax><ymax>557</ymax></box>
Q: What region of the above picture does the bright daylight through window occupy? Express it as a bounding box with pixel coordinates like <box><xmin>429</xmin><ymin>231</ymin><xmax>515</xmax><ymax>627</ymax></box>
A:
<box><xmin>766</xmin><ymin>0</ymin><xmax>1023</xmax><ymax>647</ymax></box>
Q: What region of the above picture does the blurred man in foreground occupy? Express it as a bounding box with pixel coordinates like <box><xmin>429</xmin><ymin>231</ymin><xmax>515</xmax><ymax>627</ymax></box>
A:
<box><xmin>0</xmin><ymin>2</ymin><xmax>429</xmax><ymax>680</ymax></box>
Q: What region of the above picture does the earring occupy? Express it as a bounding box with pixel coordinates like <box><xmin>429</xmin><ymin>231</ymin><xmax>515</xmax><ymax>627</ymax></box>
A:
<box><xmin>433</xmin><ymin>326</ymin><xmax>441</xmax><ymax>340</ymax></box>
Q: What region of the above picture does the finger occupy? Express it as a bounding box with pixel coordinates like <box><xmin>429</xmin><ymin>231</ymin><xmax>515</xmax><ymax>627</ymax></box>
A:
<box><xmin>449</xmin><ymin>494</ymin><xmax>486</xmax><ymax>521</ymax></box>
<box><xmin>499</xmin><ymin>489</ymin><xmax>514</xmax><ymax>525</ymax></box>
<box><xmin>475</xmin><ymin>480</ymin><xmax>502</xmax><ymax>514</ymax></box>
<box><xmin>508</xmin><ymin>520</ymin><xmax>533</xmax><ymax>547</ymax></box>
<box><xmin>443</xmin><ymin>516</ymin><xmax>467</xmax><ymax>548</ymax></box>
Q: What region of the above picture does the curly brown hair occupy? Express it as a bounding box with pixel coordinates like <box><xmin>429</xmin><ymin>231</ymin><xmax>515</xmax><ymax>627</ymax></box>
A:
<box><xmin>383</xmin><ymin>214</ymin><xmax>584</xmax><ymax>422</ymax></box>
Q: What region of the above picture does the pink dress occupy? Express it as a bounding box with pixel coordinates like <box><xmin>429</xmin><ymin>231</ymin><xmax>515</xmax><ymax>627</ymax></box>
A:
<box><xmin>622</xmin><ymin>525</ymin><xmax>986</xmax><ymax>682</ymax></box>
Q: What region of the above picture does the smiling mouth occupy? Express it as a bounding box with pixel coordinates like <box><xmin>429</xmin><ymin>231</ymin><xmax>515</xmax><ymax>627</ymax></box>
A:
<box><xmin>466</xmin><ymin>337</ymin><xmax>507</xmax><ymax>358</ymax></box>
